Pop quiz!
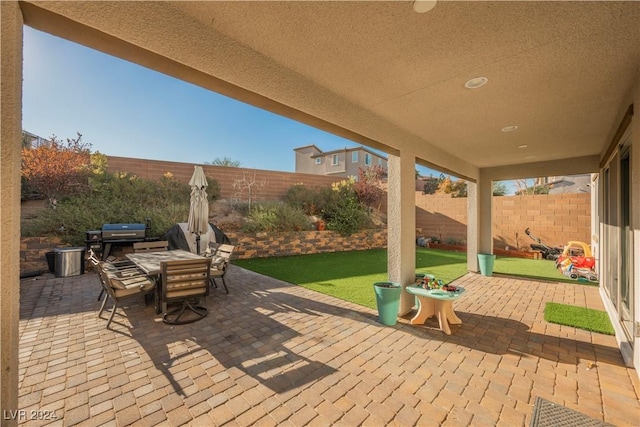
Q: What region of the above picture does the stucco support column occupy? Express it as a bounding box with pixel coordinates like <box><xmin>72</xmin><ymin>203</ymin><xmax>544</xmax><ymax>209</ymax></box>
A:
<box><xmin>1</xmin><ymin>1</ymin><xmax>23</xmax><ymax>421</ymax></box>
<box><xmin>387</xmin><ymin>151</ymin><xmax>416</xmax><ymax>315</ymax></box>
<box><xmin>468</xmin><ymin>171</ymin><xmax>493</xmax><ymax>271</ymax></box>
<box><xmin>467</xmin><ymin>181</ymin><xmax>479</xmax><ymax>272</ymax></box>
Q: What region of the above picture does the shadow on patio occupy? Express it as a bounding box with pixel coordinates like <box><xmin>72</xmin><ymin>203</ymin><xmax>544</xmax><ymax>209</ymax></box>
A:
<box><xmin>17</xmin><ymin>266</ymin><xmax>639</xmax><ymax>426</ymax></box>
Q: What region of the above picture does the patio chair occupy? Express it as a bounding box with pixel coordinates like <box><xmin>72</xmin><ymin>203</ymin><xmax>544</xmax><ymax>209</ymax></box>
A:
<box><xmin>160</xmin><ymin>258</ymin><xmax>211</xmax><ymax>325</ymax></box>
<box><xmin>96</xmin><ymin>261</ymin><xmax>156</xmax><ymax>329</ymax></box>
<box><xmin>133</xmin><ymin>240</ymin><xmax>169</xmax><ymax>253</ymax></box>
<box><xmin>88</xmin><ymin>249</ymin><xmax>140</xmax><ymax>301</ymax></box>
<box><xmin>207</xmin><ymin>242</ymin><xmax>234</xmax><ymax>294</ymax></box>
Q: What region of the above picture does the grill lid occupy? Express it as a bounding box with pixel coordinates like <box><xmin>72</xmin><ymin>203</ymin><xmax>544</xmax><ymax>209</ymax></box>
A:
<box><xmin>101</xmin><ymin>223</ymin><xmax>146</xmax><ymax>241</ymax></box>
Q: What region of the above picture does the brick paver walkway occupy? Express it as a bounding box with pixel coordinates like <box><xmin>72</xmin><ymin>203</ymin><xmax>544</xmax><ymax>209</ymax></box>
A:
<box><xmin>17</xmin><ymin>266</ymin><xmax>640</xmax><ymax>426</ymax></box>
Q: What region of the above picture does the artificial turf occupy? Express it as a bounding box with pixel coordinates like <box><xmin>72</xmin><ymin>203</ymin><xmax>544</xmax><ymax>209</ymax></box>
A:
<box><xmin>494</xmin><ymin>256</ymin><xmax>599</xmax><ymax>285</ymax></box>
<box><xmin>234</xmin><ymin>248</ymin><xmax>597</xmax><ymax>310</ymax></box>
<box><xmin>234</xmin><ymin>248</ymin><xmax>467</xmax><ymax>310</ymax></box>
<box><xmin>544</xmin><ymin>302</ymin><xmax>614</xmax><ymax>335</ymax></box>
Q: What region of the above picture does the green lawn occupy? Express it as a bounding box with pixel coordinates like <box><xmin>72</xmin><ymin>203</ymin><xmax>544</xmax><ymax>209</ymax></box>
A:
<box><xmin>235</xmin><ymin>248</ymin><xmax>467</xmax><ymax>310</ymax></box>
<box><xmin>494</xmin><ymin>256</ymin><xmax>598</xmax><ymax>285</ymax></box>
<box><xmin>234</xmin><ymin>248</ymin><xmax>594</xmax><ymax>310</ymax></box>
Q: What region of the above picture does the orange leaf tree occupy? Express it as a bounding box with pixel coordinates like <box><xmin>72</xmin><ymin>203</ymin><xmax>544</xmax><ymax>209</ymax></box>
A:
<box><xmin>21</xmin><ymin>133</ymin><xmax>93</xmax><ymax>206</ymax></box>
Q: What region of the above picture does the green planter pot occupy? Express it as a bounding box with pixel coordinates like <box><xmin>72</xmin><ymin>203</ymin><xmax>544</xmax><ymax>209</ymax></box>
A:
<box><xmin>478</xmin><ymin>253</ymin><xmax>496</xmax><ymax>276</ymax></box>
<box><xmin>373</xmin><ymin>282</ymin><xmax>401</xmax><ymax>326</ymax></box>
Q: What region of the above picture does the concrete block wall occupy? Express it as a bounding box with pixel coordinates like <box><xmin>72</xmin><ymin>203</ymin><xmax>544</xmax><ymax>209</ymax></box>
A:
<box><xmin>415</xmin><ymin>192</ymin><xmax>591</xmax><ymax>250</ymax></box>
<box><xmin>20</xmin><ymin>236</ymin><xmax>61</xmax><ymax>276</ymax></box>
<box><xmin>414</xmin><ymin>194</ymin><xmax>467</xmax><ymax>243</ymax></box>
<box><xmin>107</xmin><ymin>156</ymin><xmax>344</xmax><ymax>201</ymax></box>
<box><xmin>225</xmin><ymin>229</ymin><xmax>387</xmax><ymax>260</ymax></box>
<box><xmin>494</xmin><ymin>193</ymin><xmax>591</xmax><ymax>250</ymax></box>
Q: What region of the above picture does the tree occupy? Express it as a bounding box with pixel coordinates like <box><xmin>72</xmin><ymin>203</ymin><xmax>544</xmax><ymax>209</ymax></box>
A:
<box><xmin>514</xmin><ymin>178</ymin><xmax>550</xmax><ymax>195</ymax></box>
<box><xmin>207</xmin><ymin>157</ymin><xmax>241</xmax><ymax>167</ymax></box>
<box><xmin>436</xmin><ymin>176</ymin><xmax>467</xmax><ymax>198</ymax></box>
<box><xmin>492</xmin><ymin>181</ymin><xmax>508</xmax><ymax>196</ymax></box>
<box><xmin>423</xmin><ymin>174</ymin><xmax>445</xmax><ymax>194</ymax></box>
<box><xmin>354</xmin><ymin>165</ymin><xmax>385</xmax><ymax>211</ymax></box>
<box><xmin>21</xmin><ymin>133</ymin><xmax>94</xmax><ymax>207</ymax></box>
<box><xmin>232</xmin><ymin>170</ymin><xmax>266</xmax><ymax>210</ymax></box>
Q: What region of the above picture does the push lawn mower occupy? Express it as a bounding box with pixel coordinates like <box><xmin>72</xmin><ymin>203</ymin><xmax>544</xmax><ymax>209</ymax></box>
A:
<box><xmin>524</xmin><ymin>228</ymin><xmax>563</xmax><ymax>260</ymax></box>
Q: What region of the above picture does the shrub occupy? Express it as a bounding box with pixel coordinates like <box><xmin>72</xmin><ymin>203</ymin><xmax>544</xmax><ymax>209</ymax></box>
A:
<box><xmin>242</xmin><ymin>202</ymin><xmax>311</xmax><ymax>233</ymax></box>
<box><xmin>22</xmin><ymin>172</ymin><xmax>191</xmax><ymax>245</ymax></box>
<box><xmin>21</xmin><ymin>133</ymin><xmax>95</xmax><ymax>206</ymax></box>
<box><xmin>283</xmin><ymin>184</ymin><xmax>322</xmax><ymax>215</ymax></box>
<box><xmin>205</xmin><ymin>175</ymin><xmax>221</xmax><ymax>202</ymax></box>
<box><xmin>321</xmin><ymin>177</ymin><xmax>371</xmax><ymax>236</ymax></box>
<box><xmin>354</xmin><ymin>166</ymin><xmax>385</xmax><ymax>210</ymax></box>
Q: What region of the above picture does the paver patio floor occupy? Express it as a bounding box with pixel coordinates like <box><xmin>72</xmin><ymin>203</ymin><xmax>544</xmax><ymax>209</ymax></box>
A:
<box><xmin>18</xmin><ymin>266</ymin><xmax>640</xmax><ymax>426</ymax></box>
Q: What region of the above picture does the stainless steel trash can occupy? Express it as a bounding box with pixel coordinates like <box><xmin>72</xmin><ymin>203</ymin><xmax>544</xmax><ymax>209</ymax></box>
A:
<box><xmin>54</xmin><ymin>247</ymin><xmax>86</xmax><ymax>278</ymax></box>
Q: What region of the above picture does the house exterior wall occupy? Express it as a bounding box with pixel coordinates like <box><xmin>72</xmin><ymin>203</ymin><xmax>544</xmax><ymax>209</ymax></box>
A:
<box><xmin>1</xmin><ymin>1</ymin><xmax>23</xmax><ymax>420</ymax></box>
<box><xmin>595</xmin><ymin>69</ymin><xmax>639</xmax><ymax>372</ymax></box>
<box><xmin>295</xmin><ymin>146</ymin><xmax>388</xmax><ymax>178</ymax></box>
<box><xmin>294</xmin><ymin>145</ymin><xmax>322</xmax><ymax>174</ymax></box>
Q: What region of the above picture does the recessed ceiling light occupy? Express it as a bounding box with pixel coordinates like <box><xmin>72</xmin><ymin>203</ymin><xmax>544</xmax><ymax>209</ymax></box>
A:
<box><xmin>413</xmin><ymin>0</ymin><xmax>437</xmax><ymax>13</ymax></box>
<box><xmin>464</xmin><ymin>77</ymin><xmax>488</xmax><ymax>89</ymax></box>
<box><xmin>501</xmin><ymin>125</ymin><xmax>519</xmax><ymax>132</ymax></box>
<box><xmin>524</xmin><ymin>156</ymin><xmax>536</xmax><ymax>160</ymax></box>
<box><xmin>517</xmin><ymin>144</ymin><xmax>528</xmax><ymax>149</ymax></box>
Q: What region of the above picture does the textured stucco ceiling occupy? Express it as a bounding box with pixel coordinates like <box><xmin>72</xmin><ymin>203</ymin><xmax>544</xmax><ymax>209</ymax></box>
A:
<box><xmin>21</xmin><ymin>1</ymin><xmax>640</xmax><ymax>180</ymax></box>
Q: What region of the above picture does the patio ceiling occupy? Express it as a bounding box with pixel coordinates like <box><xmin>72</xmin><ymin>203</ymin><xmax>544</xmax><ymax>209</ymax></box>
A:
<box><xmin>21</xmin><ymin>1</ymin><xmax>640</xmax><ymax>180</ymax></box>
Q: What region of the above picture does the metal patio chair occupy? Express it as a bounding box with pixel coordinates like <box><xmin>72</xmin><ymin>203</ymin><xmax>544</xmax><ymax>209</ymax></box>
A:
<box><xmin>207</xmin><ymin>242</ymin><xmax>234</xmax><ymax>294</ymax></box>
<box><xmin>96</xmin><ymin>261</ymin><xmax>156</xmax><ymax>329</ymax></box>
<box><xmin>160</xmin><ymin>258</ymin><xmax>211</xmax><ymax>325</ymax></box>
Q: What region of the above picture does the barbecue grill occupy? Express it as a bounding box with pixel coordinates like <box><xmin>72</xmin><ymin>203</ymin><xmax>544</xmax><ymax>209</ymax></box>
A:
<box><xmin>86</xmin><ymin>223</ymin><xmax>148</xmax><ymax>260</ymax></box>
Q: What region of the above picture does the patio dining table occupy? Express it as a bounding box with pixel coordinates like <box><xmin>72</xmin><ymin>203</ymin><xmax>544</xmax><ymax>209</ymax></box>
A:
<box><xmin>126</xmin><ymin>249</ymin><xmax>207</xmax><ymax>276</ymax></box>
<box><xmin>126</xmin><ymin>249</ymin><xmax>209</xmax><ymax>314</ymax></box>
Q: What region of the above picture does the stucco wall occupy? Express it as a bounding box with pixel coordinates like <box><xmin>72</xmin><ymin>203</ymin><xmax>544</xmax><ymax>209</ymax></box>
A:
<box><xmin>1</xmin><ymin>0</ymin><xmax>23</xmax><ymax>419</ymax></box>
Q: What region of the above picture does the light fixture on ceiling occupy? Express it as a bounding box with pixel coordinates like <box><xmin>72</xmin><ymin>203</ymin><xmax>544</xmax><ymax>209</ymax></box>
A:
<box><xmin>517</xmin><ymin>144</ymin><xmax>528</xmax><ymax>149</ymax></box>
<box><xmin>464</xmin><ymin>77</ymin><xmax>488</xmax><ymax>89</ymax></box>
<box><xmin>413</xmin><ymin>0</ymin><xmax>437</xmax><ymax>13</ymax></box>
<box><xmin>501</xmin><ymin>125</ymin><xmax>519</xmax><ymax>132</ymax></box>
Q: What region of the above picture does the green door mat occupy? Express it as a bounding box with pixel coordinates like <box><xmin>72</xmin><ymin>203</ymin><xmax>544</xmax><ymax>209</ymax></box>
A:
<box><xmin>530</xmin><ymin>397</ymin><xmax>613</xmax><ymax>427</ymax></box>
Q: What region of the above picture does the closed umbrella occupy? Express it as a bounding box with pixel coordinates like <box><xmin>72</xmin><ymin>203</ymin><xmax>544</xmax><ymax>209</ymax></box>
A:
<box><xmin>187</xmin><ymin>165</ymin><xmax>209</xmax><ymax>254</ymax></box>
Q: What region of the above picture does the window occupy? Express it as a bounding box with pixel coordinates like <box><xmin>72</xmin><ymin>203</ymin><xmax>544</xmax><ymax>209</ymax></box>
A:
<box><xmin>352</xmin><ymin>152</ymin><xmax>358</xmax><ymax>163</ymax></box>
<box><xmin>332</xmin><ymin>154</ymin><xmax>339</xmax><ymax>166</ymax></box>
<box><xmin>315</xmin><ymin>158</ymin><xmax>322</xmax><ymax>165</ymax></box>
<box><xmin>378</xmin><ymin>158</ymin><xmax>383</xmax><ymax>166</ymax></box>
<box><xmin>365</xmin><ymin>153</ymin><xmax>371</xmax><ymax>166</ymax></box>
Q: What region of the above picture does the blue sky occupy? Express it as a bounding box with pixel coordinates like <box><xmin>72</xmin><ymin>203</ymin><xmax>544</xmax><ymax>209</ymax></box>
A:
<box><xmin>23</xmin><ymin>26</ymin><xmax>445</xmax><ymax>177</ymax></box>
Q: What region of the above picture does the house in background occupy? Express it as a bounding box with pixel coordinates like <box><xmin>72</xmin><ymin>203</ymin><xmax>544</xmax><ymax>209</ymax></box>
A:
<box><xmin>546</xmin><ymin>174</ymin><xmax>592</xmax><ymax>194</ymax></box>
<box><xmin>294</xmin><ymin>144</ymin><xmax>387</xmax><ymax>177</ymax></box>
<box><xmin>21</xmin><ymin>130</ymin><xmax>48</xmax><ymax>149</ymax></box>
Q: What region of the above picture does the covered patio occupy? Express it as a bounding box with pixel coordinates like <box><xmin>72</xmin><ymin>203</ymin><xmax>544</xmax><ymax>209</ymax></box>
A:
<box><xmin>18</xmin><ymin>266</ymin><xmax>639</xmax><ymax>425</ymax></box>
<box><xmin>3</xmin><ymin>1</ymin><xmax>640</xmax><ymax>421</ymax></box>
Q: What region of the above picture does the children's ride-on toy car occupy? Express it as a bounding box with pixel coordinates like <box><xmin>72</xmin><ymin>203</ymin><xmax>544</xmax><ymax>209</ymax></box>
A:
<box><xmin>555</xmin><ymin>241</ymin><xmax>598</xmax><ymax>282</ymax></box>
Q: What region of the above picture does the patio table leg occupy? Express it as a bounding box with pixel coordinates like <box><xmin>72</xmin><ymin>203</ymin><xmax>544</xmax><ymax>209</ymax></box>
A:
<box><xmin>410</xmin><ymin>296</ymin><xmax>435</xmax><ymax>325</ymax></box>
<box><xmin>410</xmin><ymin>296</ymin><xmax>462</xmax><ymax>335</ymax></box>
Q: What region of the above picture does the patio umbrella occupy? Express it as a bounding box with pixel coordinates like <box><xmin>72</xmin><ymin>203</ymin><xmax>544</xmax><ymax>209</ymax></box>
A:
<box><xmin>187</xmin><ymin>165</ymin><xmax>209</xmax><ymax>254</ymax></box>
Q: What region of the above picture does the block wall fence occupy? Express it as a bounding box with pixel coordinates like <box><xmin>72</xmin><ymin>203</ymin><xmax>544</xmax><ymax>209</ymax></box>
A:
<box><xmin>108</xmin><ymin>156</ymin><xmax>590</xmax><ymax>250</ymax></box>
<box><xmin>18</xmin><ymin>156</ymin><xmax>591</xmax><ymax>275</ymax></box>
